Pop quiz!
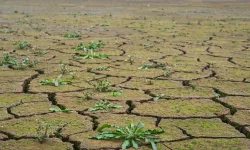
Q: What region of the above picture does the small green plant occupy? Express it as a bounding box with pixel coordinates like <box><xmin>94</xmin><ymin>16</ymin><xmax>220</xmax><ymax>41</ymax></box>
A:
<box><xmin>100</xmin><ymin>24</ymin><xmax>109</xmax><ymax>27</ymax></box>
<box><xmin>16</xmin><ymin>19</ymin><xmax>28</xmax><ymax>24</ymax></box>
<box><xmin>112</xmin><ymin>90</ymin><xmax>122</xmax><ymax>97</ymax></box>
<box><xmin>59</xmin><ymin>64</ymin><xmax>71</xmax><ymax>74</ymax></box>
<box><xmin>145</xmin><ymin>79</ymin><xmax>153</xmax><ymax>85</ymax></box>
<box><xmin>64</xmin><ymin>32</ymin><xmax>80</xmax><ymax>38</ymax></box>
<box><xmin>82</xmin><ymin>92</ymin><xmax>92</xmax><ymax>100</ymax></box>
<box><xmin>215</xmin><ymin>93</ymin><xmax>221</xmax><ymax>99</ymax></box>
<box><xmin>0</xmin><ymin>52</ymin><xmax>18</xmax><ymax>66</ymax></box>
<box><xmin>164</xmin><ymin>25</ymin><xmax>175</xmax><ymax>30</ymax></box>
<box><xmin>140</xmin><ymin>43</ymin><xmax>152</xmax><ymax>47</ymax></box>
<box><xmin>39</xmin><ymin>74</ymin><xmax>71</xmax><ymax>87</ymax></box>
<box><xmin>162</xmin><ymin>67</ymin><xmax>171</xmax><ymax>77</ymax></box>
<box><xmin>32</xmin><ymin>26</ymin><xmax>42</xmax><ymax>31</ymax></box>
<box><xmin>75</xmin><ymin>50</ymin><xmax>108</xmax><ymax>59</ymax></box>
<box><xmin>36</xmin><ymin>121</ymin><xmax>51</xmax><ymax>143</ymax></box>
<box><xmin>69</xmin><ymin>72</ymin><xmax>78</xmax><ymax>79</ymax></box>
<box><xmin>93</xmin><ymin>80</ymin><xmax>110</xmax><ymax>92</ymax></box>
<box><xmin>15</xmin><ymin>41</ymin><xmax>31</xmax><ymax>49</ymax></box>
<box><xmin>49</xmin><ymin>105</ymin><xmax>69</xmax><ymax>113</ymax></box>
<box><xmin>90</xmin><ymin>122</ymin><xmax>164</xmax><ymax>150</ymax></box>
<box><xmin>88</xmin><ymin>100</ymin><xmax>122</xmax><ymax>111</ymax></box>
<box><xmin>32</xmin><ymin>49</ymin><xmax>47</xmax><ymax>55</ymax></box>
<box><xmin>153</xmin><ymin>94</ymin><xmax>167</xmax><ymax>101</ymax></box>
<box><xmin>14</xmin><ymin>58</ymin><xmax>38</xmax><ymax>70</ymax></box>
<box><xmin>138</xmin><ymin>64</ymin><xmax>153</xmax><ymax>70</ymax></box>
<box><xmin>91</xmin><ymin>66</ymin><xmax>109</xmax><ymax>71</ymax></box>
<box><xmin>0</xmin><ymin>53</ymin><xmax>37</xmax><ymax>69</ymax></box>
<box><xmin>125</xmin><ymin>55</ymin><xmax>135</xmax><ymax>65</ymax></box>
<box><xmin>0</xmin><ymin>29</ymin><xmax>16</xmax><ymax>34</ymax></box>
<box><xmin>14</xmin><ymin>10</ymin><xmax>18</xmax><ymax>13</ymax></box>
<box><xmin>73</xmin><ymin>41</ymin><xmax>104</xmax><ymax>51</ymax></box>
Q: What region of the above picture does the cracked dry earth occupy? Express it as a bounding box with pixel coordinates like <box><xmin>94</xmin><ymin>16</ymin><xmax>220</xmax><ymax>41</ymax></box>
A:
<box><xmin>0</xmin><ymin>0</ymin><xmax>250</xmax><ymax>150</ymax></box>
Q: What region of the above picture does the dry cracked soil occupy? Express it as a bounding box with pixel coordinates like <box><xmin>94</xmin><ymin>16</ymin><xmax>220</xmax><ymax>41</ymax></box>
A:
<box><xmin>0</xmin><ymin>0</ymin><xmax>250</xmax><ymax>150</ymax></box>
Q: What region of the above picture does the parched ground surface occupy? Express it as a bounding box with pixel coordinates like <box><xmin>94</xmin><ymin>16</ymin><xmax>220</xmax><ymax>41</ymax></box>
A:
<box><xmin>0</xmin><ymin>0</ymin><xmax>250</xmax><ymax>149</ymax></box>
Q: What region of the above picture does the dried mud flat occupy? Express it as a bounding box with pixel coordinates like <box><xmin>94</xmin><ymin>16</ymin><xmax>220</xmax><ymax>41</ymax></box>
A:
<box><xmin>0</xmin><ymin>0</ymin><xmax>250</xmax><ymax>149</ymax></box>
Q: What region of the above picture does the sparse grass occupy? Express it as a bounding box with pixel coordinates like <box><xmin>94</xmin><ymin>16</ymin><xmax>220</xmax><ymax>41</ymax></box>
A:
<box><xmin>82</xmin><ymin>92</ymin><xmax>92</xmax><ymax>100</ymax></box>
<box><xmin>36</xmin><ymin>121</ymin><xmax>51</xmax><ymax>143</ymax></box>
<box><xmin>64</xmin><ymin>32</ymin><xmax>80</xmax><ymax>38</ymax></box>
<box><xmin>93</xmin><ymin>80</ymin><xmax>110</xmax><ymax>92</ymax></box>
<box><xmin>88</xmin><ymin>100</ymin><xmax>122</xmax><ymax>111</ymax></box>
<box><xmin>0</xmin><ymin>29</ymin><xmax>16</xmax><ymax>34</ymax></box>
<box><xmin>90</xmin><ymin>122</ymin><xmax>164</xmax><ymax>150</ymax></box>
<box><xmin>91</xmin><ymin>66</ymin><xmax>109</xmax><ymax>71</ymax></box>
<box><xmin>15</xmin><ymin>41</ymin><xmax>31</xmax><ymax>49</ymax></box>
<box><xmin>125</xmin><ymin>55</ymin><xmax>135</xmax><ymax>65</ymax></box>
<box><xmin>59</xmin><ymin>64</ymin><xmax>71</xmax><ymax>74</ymax></box>
<box><xmin>39</xmin><ymin>74</ymin><xmax>71</xmax><ymax>87</ymax></box>
<box><xmin>32</xmin><ymin>49</ymin><xmax>47</xmax><ymax>56</ymax></box>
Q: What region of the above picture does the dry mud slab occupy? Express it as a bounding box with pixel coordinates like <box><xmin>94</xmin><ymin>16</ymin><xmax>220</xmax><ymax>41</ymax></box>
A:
<box><xmin>0</xmin><ymin>0</ymin><xmax>250</xmax><ymax>149</ymax></box>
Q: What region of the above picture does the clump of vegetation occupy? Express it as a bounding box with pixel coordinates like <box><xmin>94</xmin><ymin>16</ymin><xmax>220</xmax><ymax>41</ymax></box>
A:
<box><xmin>73</xmin><ymin>40</ymin><xmax>104</xmax><ymax>51</ymax></box>
<box><xmin>112</xmin><ymin>90</ymin><xmax>122</xmax><ymax>97</ymax></box>
<box><xmin>125</xmin><ymin>55</ymin><xmax>135</xmax><ymax>65</ymax></box>
<box><xmin>32</xmin><ymin>49</ymin><xmax>47</xmax><ymax>56</ymax></box>
<box><xmin>36</xmin><ymin>121</ymin><xmax>51</xmax><ymax>143</ymax></box>
<box><xmin>91</xmin><ymin>66</ymin><xmax>109</xmax><ymax>71</ymax></box>
<box><xmin>153</xmin><ymin>94</ymin><xmax>169</xmax><ymax>101</ymax></box>
<box><xmin>100</xmin><ymin>24</ymin><xmax>109</xmax><ymax>27</ymax></box>
<box><xmin>145</xmin><ymin>79</ymin><xmax>153</xmax><ymax>85</ymax></box>
<box><xmin>49</xmin><ymin>105</ymin><xmax>69</xmax><ymax>113</ymax></box>
<box><xmin>75</xmin><ymin>50</ymin><xmax>108</xmax><ymax>59</ymax></box>
<box><xmin>39</xmin><ymin>74</ymin><xmax>71</xmax><ymax>87</ymax></box>
<box><xmin>88</xmin><ymin>100</ymin><xmax>122</xmax><ymax>111</ymax></box>
<box><xmin>140</xmin><ymin>43</ymin><xmax>152</xmax><ymax>47</ymax></box>
<box><xmin>15</xmin><ymin>41</ymin><xmax>31</xmax><ymax>49</ymax></box>
<box><xmin>0</xmin><ymin>29</ymin><xmax>16</xmax><ymax>34</ymax></box>
<box><xmin>90</xmin><ymin>122</ymin><xmax>164</xmax><ymax>150</ymax></box>
<box><xmin>138</xmin><ymin>64</ymin><xmax>154</xmax><ymax>70</ymax></box>
<box><xmin>162</xmin><ymin>67</ymin><xmax>171</xmax><ymax>77</ymax></box>
<box><xmin>16</xmin><ymin>19</ymin><xmax>28</xmax><ymax>24</ymax></box>
<box><xmin>14</xmin><ymin>58</ymin><xmax>38</xmax><ymax>70</ymax></box>
<box><xmin>164</xmin><ymin>25</ymin><xmax>176</xmax><ymax>30</ymax></box>
<box><xmin>0</xmin><ymin>53</ymin><xmax>38</xmax><ymax>69</ymax></box>
<box><xmin>59</xmin><ymin>64</ymin><xmax>71</xmax><ymax>74</ymax></box>
<box><xmin>0</xmin><ymin>52</ymin><xmax>18</xmax><ymax>66</ymax></box>
<box><xmin>93</xmin><ymin>80</ymin><xmax>110</xmax><ymax>92</ymax></box>
<box><xmin>64</xmin><ymin>32</ymin><xmax>80</xmax><ymax>38</ymax></box>
<box><xmin>82</xmin><ymin>92</ymin><xmax>92</xmax><ymax>100</ymax></box>
<box><xmin>139</xmin><ymin>63</ymin><xmax>167</xmax><ymax>70</ymax></box>
<box><xmin>69</xmin><ymin>72</ymin><xmax>78</xmax><ymax>79</ymax></box>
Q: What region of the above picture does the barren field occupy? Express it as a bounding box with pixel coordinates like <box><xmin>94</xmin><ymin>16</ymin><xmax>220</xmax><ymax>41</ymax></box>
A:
<box><xmin>0</xmin><ymin>0</ymin><xmax>250</xmax><ymax>149</ymax></box>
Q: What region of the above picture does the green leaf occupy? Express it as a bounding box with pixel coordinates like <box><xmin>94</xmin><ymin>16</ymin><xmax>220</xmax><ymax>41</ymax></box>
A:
<box><xmin>112</xmin><ymin>91</ymin><xmax>121</xmax><ymax>97</ymax></box>
<box><xmin>49</xmin><ymin>108</ymin><xmax>59</xmax><ymax>112</ymax></box>
<box><xmin>97</xmin><ymin>124</ymin><xmax>112</xmax><ymax>132</ymax></box>
<box><xmin>150</xmin><ymin>140</ymin><xmax>157</xmax><ymax>150</ymax></box>
<box><xmin>131</xmin><ymin>139</ymin><xmax>139</xmax><ymax>149</ymax></box>
<box><xmin>153</xmin><ymin>97</ymin><xmax>159</xmax><ymax>101</ymax></box>
<box><xmin>122</xmin><ymin>139</ymin><xmax>130</xmax><ymax>149</ymax></box>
